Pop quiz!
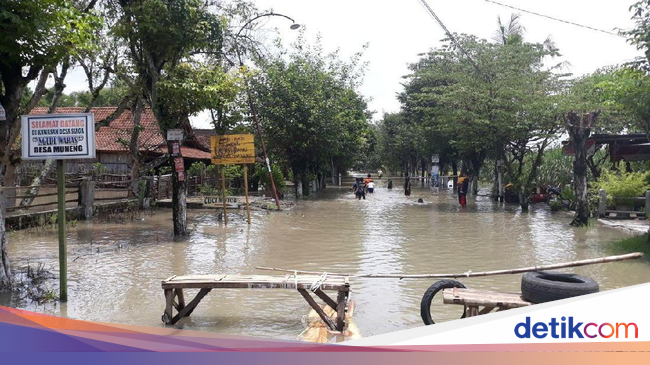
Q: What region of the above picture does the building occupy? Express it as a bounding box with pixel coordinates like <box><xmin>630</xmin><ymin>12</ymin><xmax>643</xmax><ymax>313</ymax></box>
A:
<box><xmin>27</xmin><ymin>107</ymin><xmax>212</xmax><ymax>175</ymax></box>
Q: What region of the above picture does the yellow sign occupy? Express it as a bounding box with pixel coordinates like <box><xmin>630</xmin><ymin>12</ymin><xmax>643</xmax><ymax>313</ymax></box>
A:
<box><xmin>211</xmin><ymin>134</ymin><xmax>255</xmax><ymax>165</ymax></box>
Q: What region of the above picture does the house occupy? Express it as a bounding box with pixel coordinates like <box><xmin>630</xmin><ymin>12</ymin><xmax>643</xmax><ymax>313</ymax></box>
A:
<box><xmin>26</xmin><ymin>107</ymin><xmax>212</xmax><ymax>175</ymax></box>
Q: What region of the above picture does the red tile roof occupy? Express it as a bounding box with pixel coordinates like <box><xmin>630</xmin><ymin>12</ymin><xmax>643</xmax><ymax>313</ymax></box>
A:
<box><xmin>29</xmin><ymin>107</ymin><xmax>210</xmax><ymax>160</ymax></box>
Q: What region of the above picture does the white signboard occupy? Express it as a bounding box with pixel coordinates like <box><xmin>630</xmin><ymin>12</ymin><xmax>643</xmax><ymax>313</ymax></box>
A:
<box><xmin>167</xmin><ymin>129</ymin><xmax>184</xmax><ymax>141</ymax></box>
<box><xmin>0</xmin><ymin>103</ymin><xmax>6</xmax><ymax>121</ymax></box>
<box><xmin>21</xmin><ymin>113</ymin><xmax>96</xmax><ymax>160</ymax></box>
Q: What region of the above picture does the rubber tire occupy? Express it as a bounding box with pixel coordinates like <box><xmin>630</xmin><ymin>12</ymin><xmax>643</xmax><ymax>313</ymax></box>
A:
<box><xmin>521</xmin><ymin>272</ymin><xmax>599</xmax><ymax>304</ymax></box>
<box><xmin>420</xmin><ymin>280</ymin><xmax>466</xmax><ymax>325</ymax></box>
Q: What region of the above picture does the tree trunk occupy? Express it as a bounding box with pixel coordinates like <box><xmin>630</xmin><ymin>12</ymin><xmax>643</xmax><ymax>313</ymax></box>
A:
<box><xmin>172</xmin><ymin>167</ymin><xmax>188</xmax><ymax>236</ymax></box>
<box><xmin>0</xmin><ymin>189</ymin><xmax>10</xmax><ymax>289</ymax></box>
<box><xmin>519</xmin><ymin>189</ymin><xmax>530</xmax><ymax>212</ymax></box>
<box><xmin>129</xmin><ymin>99</ymin><xmax>145</xmax><ymax>197</ymax></box>
<box><xmin>20</xmin><ymin>159</ymin><xmax>55</xmax><ymax>206</ymax></box>
<box><xmin>566</xmin><ymin>112</ymin><xmax>599</xmax><ymax>227</ymax></box>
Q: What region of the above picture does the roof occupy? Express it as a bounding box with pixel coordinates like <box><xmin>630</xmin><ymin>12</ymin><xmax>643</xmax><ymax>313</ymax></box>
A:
<box><xmin>29</xmin><ymin>107</ymin><xmax>211</xmax><ymax>160</ymax></box>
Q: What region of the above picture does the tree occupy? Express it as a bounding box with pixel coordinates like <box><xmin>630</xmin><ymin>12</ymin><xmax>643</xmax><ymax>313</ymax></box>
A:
<box><xmin>398</xmin><ymin>19</ymin><xmax>563</xmax><ymax>208</ymax></box>
<box><xmin>565</xmin><ymin>112</ymin><xmax>600</xmax><ymax>226</ymax></box>
<box><xmin>111</xmin><ymin>0</ymin><xmax>238</xmax><ymax>235</ymax></box>
<box><xmin>0</xmin><ymin>0</ymin><xmax>100</xmax><ymax>288</ymax></box>
<box><xmin>251</xmin><ymin>34</ymin><xmax>370</xmax><ymax>196</ymax></box>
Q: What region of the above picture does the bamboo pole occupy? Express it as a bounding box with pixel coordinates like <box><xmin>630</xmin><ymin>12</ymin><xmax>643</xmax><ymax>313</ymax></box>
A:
<box><xmin>256</xmin><ymin>252</ymin><xmax>644</xmax><ymax>279</ymax></box>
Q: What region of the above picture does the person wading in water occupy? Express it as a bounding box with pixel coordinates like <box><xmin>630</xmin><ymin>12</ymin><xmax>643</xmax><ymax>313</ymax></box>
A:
<box><xmin>354</xmin><ymin>178</ymin><xmax>366</xmax><ymax>200</ymax></box>
<box><xmin>457</xmin><ymin>172</ymin><xmax>469</xmax><ymax>207</ymax></box>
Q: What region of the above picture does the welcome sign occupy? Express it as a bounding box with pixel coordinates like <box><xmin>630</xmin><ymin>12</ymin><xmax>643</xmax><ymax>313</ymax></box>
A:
<box><xmin>21</xmin><ymin>113</ymin><xmax>96</xmax><ymax>160</ymax></box>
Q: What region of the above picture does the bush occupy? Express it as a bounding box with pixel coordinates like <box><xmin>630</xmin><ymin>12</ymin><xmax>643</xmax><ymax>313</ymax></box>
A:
<box><xmin>253</xmin><ymin>163</ymin><xmax>285</xmax><ymax>189</ymax></box>
<box><xmin>594</xmin><ymin>168</ymin><xmax>650</xmax><ymax>206</ymax></box>
<box><xmin>549</xmin><ymin>200</ymin><xmax>563</xmax><ymax>211</ymax></box>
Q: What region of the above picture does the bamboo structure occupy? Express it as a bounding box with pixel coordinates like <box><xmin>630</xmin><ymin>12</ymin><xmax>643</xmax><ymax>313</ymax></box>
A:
<box><xmin>256</xmin><ymin>252</ymin><xmax>644</xmax><ymax>279</ymax></box>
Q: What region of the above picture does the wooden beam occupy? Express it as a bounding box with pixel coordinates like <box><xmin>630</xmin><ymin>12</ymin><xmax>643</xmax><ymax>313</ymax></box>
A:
<box><xmin>170</xmin><ymin>288</ymin><xmax>212</xmax><ymax>325</ymax></box>
<box><xmin>335</xmin><ymin>290</ymin><xmax>347</xmax><ymax>331</ymax></box>
<box><xmin>298</xmin><ymin>289</ymin><xmax>337</xmax><ymax>331</ymax></box>
<box><xmin>175</xmin><ymin>288</ymin><xmax>185</xmax><ymax>311</ymax></box>
<box><xmin>313</xmin><ymin>289</ymin><xmax>338</xmax><ymax>311</ymax></box>
<box><xmin>478</xmin><ymin>306</ymin><xmax>495</xmax><ymax>315</ymax></box>
<box><xmin>163</xmin><ymin>289</ymin><xmax>174</xmax><ymax>324</ymax></box>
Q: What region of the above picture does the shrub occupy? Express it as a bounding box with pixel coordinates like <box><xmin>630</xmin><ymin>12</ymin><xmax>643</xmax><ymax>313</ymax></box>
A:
<box><xmin>594</xmin><ymin>167</ymin><xmax>650</xmax><ymax>205</ymax></box>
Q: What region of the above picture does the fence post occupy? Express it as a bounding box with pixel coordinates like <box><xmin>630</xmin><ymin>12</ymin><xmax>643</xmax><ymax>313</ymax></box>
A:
<box><xmin>338</xmin><ymin>173</ymin><xmax>341</xmax><ymax>186</ymax></box>
<box><xmin>78</xmin><ymin>179</ymin><xmax>95</xmax><ymax>220</ymax></box>
<box><xmin>598</xmin><ymin>189</ymin><xmax>607</xmax><ymax>217</ymax></box>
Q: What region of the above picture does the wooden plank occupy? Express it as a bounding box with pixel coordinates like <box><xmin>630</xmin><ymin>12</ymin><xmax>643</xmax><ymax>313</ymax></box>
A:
<box><xmin>478</xmin><ymin>306</ymin><xmax>495</xmax><ymax>315</ymax></box>
<box><xmin>335</xmin><ymin>290</ymin><xmax>347</xmax><ymax>331</ymax></box>
<box><xmin>297</xmin><ymin>289</ymin><xmax>337</xmax><ymax>331</ymax></box>
<box><xmin>163</xmin><ymin>289</ymin><xmax>174</xmax><ymax>324</ymax></box>
<box><xmin>175</xmin><ymin>288</ymin><xmax>185</xmax><ymax>312</ymax></box>
<box><xmin>170</xmin><ymin>288</ymin><xmax>212</xmax><ymax>325</ymax></box>
<box><xmin>313</xmin><ymin>289</ymin><xmax>338</xmax><ymax>311</ymax></box>
<box><xmin>442</xmin><ymin>288</ymin><xmax>531</xmax><ymax>309</ymax></box>
<box><xmin>162</xmin><ymin>274</ymin><xmax>347</xmax><ymax>291</ymax></box>
<box><xmin>468</xmin><ymin>306</ymin><xmax>479</xmax><ymax>317</ymax></box>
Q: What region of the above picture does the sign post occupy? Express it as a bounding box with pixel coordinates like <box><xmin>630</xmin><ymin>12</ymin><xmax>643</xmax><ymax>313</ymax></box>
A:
<box><xmin>22</xmin><ymin>113</ymin><xmax>96</xmax><ymax>302</ymax></box>
<box><xmin>243</xmin><ymin>166</ymin><xmax>251</xmax><ymax>224</ymax></box>
<box><xmin>57</xmin><ymin>160</ymin><xmax>67</xmax><ymax>302</ymax></box>
<box><xmin>211</xmin><ymin>134</ymin><xmax>256</xmax><ymax>225</ymax></box>
<box><xmin>221</xmin><ymin>166</ymin><xmax>228</xmax><ymax>225</ymax></box>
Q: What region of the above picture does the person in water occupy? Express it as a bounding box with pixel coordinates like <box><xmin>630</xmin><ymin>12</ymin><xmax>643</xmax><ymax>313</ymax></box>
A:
<box><xmin>354</xmin><ymin>178</ymin><xmax>366</xmax><ymax>200</ymax></box>
<box><xmin>404</xmin><ymin>173</ymin><xmax>412</xmax><ymax>196</ymax></box>
<box><xmin>457</xmin><ymin>172</ymin><xmax>469</xmax><ymax>207</ymax></box>
<box><xmin>365</xmin><ymin>174</ymin><xmax>374</xmax><ymax>193</ymax></box>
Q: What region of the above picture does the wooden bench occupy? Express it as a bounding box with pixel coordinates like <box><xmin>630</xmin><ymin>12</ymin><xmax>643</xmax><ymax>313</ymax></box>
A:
<box><xmin>161</xmin><ymin>274</ymin><xmax>350</xmax><ymax>331</ymax></box>
<box><xmin>442</xmin><ymin>287</ymin><xmax>531</xmax><ymax>317</ymax></box>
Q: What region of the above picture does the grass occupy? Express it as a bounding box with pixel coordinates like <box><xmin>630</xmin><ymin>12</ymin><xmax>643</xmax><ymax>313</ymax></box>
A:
<box><xmin>607</xmin><ymin>234</ymin><xmax>650</xmax><ymax>257</ymax></box>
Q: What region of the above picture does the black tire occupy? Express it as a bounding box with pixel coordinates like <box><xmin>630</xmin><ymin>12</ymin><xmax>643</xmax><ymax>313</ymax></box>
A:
<box><xmin>521</xmin><ymin>272</ymin><xmax>599</xmax><ymax>304</ymax></box>
<box><xmin>420</xmin><ymin>280</ymin><xmax>466</xmax><ymax>325</ymax></box>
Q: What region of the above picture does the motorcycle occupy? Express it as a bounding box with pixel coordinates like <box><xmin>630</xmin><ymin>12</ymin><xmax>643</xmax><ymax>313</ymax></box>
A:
<box><xmin>546</xmin><ymin>186</ymin><xmax>572</xmax><ymax>209</ymax></box>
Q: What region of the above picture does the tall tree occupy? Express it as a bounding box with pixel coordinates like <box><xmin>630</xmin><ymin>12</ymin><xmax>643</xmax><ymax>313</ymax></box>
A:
<box><xmin>110</xmin><ymin>0</ymin><xmax>238</xmax><ymax>235</ymax></box>
<box><xmin>0</xmin><ymin>0</ymin><xmax>99</xmax><ymax>288</ymax></box>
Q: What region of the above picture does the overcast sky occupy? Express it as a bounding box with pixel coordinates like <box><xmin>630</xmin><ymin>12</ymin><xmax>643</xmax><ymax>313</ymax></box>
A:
<box><xmin>63</xmin><ymin>0</ymin><xmax>644</xmax><ymax>128</ymax></box>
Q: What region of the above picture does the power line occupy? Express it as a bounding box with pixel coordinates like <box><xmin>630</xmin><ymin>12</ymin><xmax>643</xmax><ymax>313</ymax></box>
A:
<box><xmin>484</xmin><ymin>0</ymin><xmax>625</xmax><ymax>38</ymax></box>
<box><xmin>417</xmin><ymin>0</ymin><xmax>482</xmax><ymax>74</ymax></box>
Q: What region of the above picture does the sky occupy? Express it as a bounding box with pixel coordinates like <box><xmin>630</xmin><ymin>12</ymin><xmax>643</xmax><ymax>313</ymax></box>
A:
<box><xmin>62</xmin><ymin>0</ymin><xmax>644</xmax><ymax>128</ymax></box>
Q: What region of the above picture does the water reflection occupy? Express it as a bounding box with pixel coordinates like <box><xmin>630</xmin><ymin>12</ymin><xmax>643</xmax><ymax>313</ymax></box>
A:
<box><xmin>2</xmin><ymin>183</ymin><xmax>647</xmax><ymax>339</ymax></box>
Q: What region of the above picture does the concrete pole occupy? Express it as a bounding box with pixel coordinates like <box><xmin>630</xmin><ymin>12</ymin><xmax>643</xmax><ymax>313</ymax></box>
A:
<box><xmin>599</xmin><ymin>189</ymin><xmax>607</xmax><ymax>217</ymax></box>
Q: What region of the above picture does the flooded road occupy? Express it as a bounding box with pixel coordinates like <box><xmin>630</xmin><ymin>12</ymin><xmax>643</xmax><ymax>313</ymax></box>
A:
<box><xmin>1</xmin><ymin>181</ymin><xmax>648</xmax><ymax>339</ymax></box>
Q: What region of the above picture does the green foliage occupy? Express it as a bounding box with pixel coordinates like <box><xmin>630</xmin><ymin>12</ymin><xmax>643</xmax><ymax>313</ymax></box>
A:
<box><xmin>198</xmin><ymin>183</ymin><xmax>220</xmax><ymax>196</ymax></box>
<box><xmin>606</xmin><ymin>234</ymin><xmax>650</xmax><ymax>257</ymax></box>
<box><xmin>252</xmin><ymin>32</ymin><xmax>370</xmax><ymax>184</ymax></box>
<box><xmin>533</xmin><ymin>148</ymin><xmax>574</xmax><ymax>187</ymax></box>
<box><xmin>594</xmin><ymin>167</ymin><xmax>650</xmax><ymax>202</ymax></box>
<box><xmin>253</xmin><ymin>164</ymin><xmax>285</xmax><ymax>189</ymax></box>
<box><xmin>387</xmin><ymin>17</ymin><xmax>564</xmax><ymax>200</ymax></box>
<box><xmin>157</xmin><ymin>63</ymin><xmax>242</xmax><ymax>129</ymax></box>
<box><xmin>549</xmin><ymin>200</ymin><xmax>563</xmax><ymax>211</ymax></box>
<box><xmin>561</xmin><ymin>187</ymin><xmax>576</xmax><ymax>204</ymax></box>
<box><xmin>187</xmin><ymin>161</ymin><xmax>216</xmax><ymax>176</ymax></box>
<box><xmin>0</xmin><ymin>0</ymin><xmax>101</xmax><ymax>66</ymax></box>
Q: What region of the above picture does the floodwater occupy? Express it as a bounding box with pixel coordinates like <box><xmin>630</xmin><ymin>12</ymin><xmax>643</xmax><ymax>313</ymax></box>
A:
<box><xmin>1</xmin><ymin>180</ymin><xmax>649</xmax><ymax>339</ymax></box>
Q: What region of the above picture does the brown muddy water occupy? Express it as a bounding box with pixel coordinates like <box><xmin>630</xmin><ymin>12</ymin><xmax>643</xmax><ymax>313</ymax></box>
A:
<box><xmin>1</xmin><ymin>180</ymin><xmax>649</xmax><ymax>339</ymax></box>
